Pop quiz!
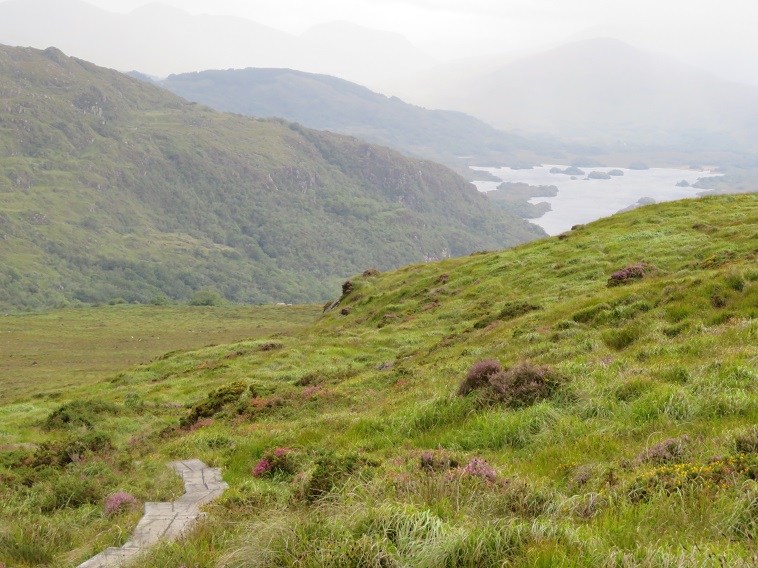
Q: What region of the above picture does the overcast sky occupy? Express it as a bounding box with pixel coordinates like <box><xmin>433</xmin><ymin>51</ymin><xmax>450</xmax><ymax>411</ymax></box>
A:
<box><xmin>73</xmin><ymin>0</ymin><xmax>755</xmax><ymax>66</ymax></box>
<box><xmin>0</xmin><ymin>0</ymin><xmax>754</xmax><ymax>86</ymax></box>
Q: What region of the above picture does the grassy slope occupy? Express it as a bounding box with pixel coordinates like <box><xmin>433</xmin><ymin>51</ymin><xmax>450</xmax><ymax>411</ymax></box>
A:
<box><xmin>1</xmin><ymin>194</ymin><xmax>758</xmax><ymax>566</ymax></box>
<box><xmin>0</xmin><ymin>44</ymin><xmax>543</xmax><ymax>311</ymax></box>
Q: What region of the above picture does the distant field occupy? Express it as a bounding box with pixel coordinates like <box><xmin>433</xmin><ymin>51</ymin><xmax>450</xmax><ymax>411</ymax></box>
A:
<box><xmin>0</xmin><ymin>304</ymin><xmax>320</xmax><ymax>403</ymax></box>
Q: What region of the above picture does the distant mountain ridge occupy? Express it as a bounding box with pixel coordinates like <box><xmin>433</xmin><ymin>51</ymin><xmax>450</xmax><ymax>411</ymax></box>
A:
<box><xmin>149</xmin><ymin>67</ymin><xmax>563</xmax><ymax>170</ymax></box>
<box><xmin>0</xmin><ymin>44</ymin><xmax>543</xmax><ymax>310</ymax></box>
<box><xmin>414</xmin><ymin>38</ymin><xmax>758</xmax><ymax>156</ymax></box>
<box><xmin>0</xmin><ymin>0</ymin><xmax>434</xmax><ymax>89</ymax></box>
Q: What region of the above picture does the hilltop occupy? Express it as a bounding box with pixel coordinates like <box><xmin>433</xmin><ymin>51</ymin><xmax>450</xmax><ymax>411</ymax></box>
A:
<box><xmin>1</xmin><ymin>194</ymin><xmax>757</xmax><ymax>565</ymax></box>
<box><xmin>0</xmin><ymin>44</ymin><xmax>542</xmax><ymax>310</ymax></box>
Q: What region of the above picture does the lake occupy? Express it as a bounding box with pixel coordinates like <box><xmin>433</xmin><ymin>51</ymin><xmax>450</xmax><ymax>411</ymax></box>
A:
<box><xmin>472</xmin><ymin>165</ymin><xmax>723</xmax><ymax>235</ymax></box>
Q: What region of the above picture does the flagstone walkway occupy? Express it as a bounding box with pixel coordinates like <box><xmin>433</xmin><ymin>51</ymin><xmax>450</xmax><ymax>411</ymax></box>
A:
<box><xmin>77</xmin><ymin>459</ymin><xmax>228</xmax><ymax>568</ymax></box>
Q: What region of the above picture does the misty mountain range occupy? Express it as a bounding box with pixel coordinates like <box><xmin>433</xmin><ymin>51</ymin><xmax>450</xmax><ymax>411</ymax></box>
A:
<box><xmin>3</xmin><ymin>0</ymin><xmax>758</xmax><ymax>167</ymax></box>
<box><xmin>408</xmin><ymin>38</ymin><xmax>758</xmax><ymax>156</ymax></box>
<box><xmin>144</xmin><ymin>67</ymin><xmax>566</xmax><ymax>172</ymax></box>
<box><xmin>143</xmin><ymin>41</ymin><xmax>758</xmax><ymax>172</ymax></box>
<box><xmin>0</xmin><ymin>0</ymin><xmax>433</xmax><ymax>91</ymax></box>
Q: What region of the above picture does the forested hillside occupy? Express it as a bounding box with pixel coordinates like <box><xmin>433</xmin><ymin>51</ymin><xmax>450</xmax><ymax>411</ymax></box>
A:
<box><xmin>151</xmin><ymin>67</ymin><xmax>563</xmax><ymax>170</ymax></box>
<box><xmin>0</xmin><ymin>45</ymin><xmax>543</xmax><ymax>310</ymax></box>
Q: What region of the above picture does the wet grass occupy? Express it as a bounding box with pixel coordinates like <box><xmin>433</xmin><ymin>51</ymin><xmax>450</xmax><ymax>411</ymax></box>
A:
<box><xmin>2</xmin><ymin>194</ymin><xmax>758</xmax><ymax>566</ymax></box>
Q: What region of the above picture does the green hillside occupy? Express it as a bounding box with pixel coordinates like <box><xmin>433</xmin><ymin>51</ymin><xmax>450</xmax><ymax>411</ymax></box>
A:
<box><xmin>1</xmin><ymin>194</ymin><xmax>757</xmax><ymax>565</ymax></box>
<box><xmin>150</xmin><ymin>67</ymin><xmax>566</xmax><ymax>172</ymax></box>
<box><xmin>0</xmin><ymin>45</ymin><xmax>543</xmax><ymax>311</ymax></box>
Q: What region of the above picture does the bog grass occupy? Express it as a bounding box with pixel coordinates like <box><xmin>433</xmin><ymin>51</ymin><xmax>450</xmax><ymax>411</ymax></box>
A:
<box><xmin>1</xmin><ymin>194</ymin><xmax>758</xmax><ymax>566</ymax></box>
<box><xmin>0</xmin><ymin>304</ymin><xmax>319</xmax><ymax>403</ymax></box>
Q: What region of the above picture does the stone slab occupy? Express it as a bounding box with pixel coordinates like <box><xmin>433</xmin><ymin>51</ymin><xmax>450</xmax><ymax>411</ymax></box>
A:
<box><xmin>77</xmin><ymin>459</ymin><xmax>226</xmax><ymax>568</ymax></box>
<box><xmin>76</xmin><ymin>547</ymin><xmax>141</xmax><ymax>568</ymax></box>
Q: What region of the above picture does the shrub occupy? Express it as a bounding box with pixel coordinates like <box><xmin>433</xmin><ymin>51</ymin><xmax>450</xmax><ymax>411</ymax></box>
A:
<box><xmin>43</xmin><ymin>399</ymin><xmax>120</xmax><ymax>430</ymax></box>
<box><xmin>455</xmin><ymin>457</ymin><xmax>498</xmax><ymax>483</ymax></box>
<box><xmin>498</xmin><ymin>300</ymin><xmax>541</xmax><ymax>320</ymax></box>
<box><xmin>104</xmin><ymin>491</ymin><xmax>137</xmax><ymax>516</ymax></box>
<box><xmin>735</xmin><ymin>428</ymin><xmax>758</xmax><ymax>454</ymax></box>
<box><xmin>458</xmin><ymin>359</ymin><xmax>502</xmax><ymax>396</ymax></box>
<box><xmin>458</xmin><ymin>361</ymin><xmax>562</xmax><ymax>408</ymax></box>
<box><xmin>30</xmin><ymin>432</ymin><xmax>113</xmax><ymax>468</ymax></box>
<box><xmin>489</xmin><ymin>363</ymin><xmax>561</xmax><ymax>408</ymax></box>
<box><xmin>188</xmin><ymin>417</ymin><xmax>213</xmax><ymax>431</ymax></box>
<box><xmin>341</xmin><ymin>280</ymin><xmax>354</xmax><ymax>296</ymax></box>
<box><xmin>252</xmin><ymin>458</ymin><xmax>272</xmax><ymax>478</ymax></box>
<box><xmin>180</xmin><ymin>381</ymin><xmax>247</xmax><ymax>429</ymax></box>
<box><xmin>253</xmin><ymin>447</ymin><xmax>298</xmax><ymax>478</ymax></box>
<box><xmin>635</xmin><ymin>436</ymin><xmax>690</xmax><ymax>465</ymax></box>
<box><xmin>295</xmin><ymin>451</ymin><xmax>360</xmax><ymax>501</ymax></box>
<box><xmin>258</xmin><ymin>342</ymin><xmax>283</xmax><ymax>351</ymax></box>
<box><xmin>189</xmin><ymin>288</ymin><xmax>224</xmax><ymax>306</ymax></box>
<box><xmin>46</xmin><ymin>475</ymin><xmax>103</xmax><ymax>510</ymax></box>
<box><xmin>61</xmin><ymin>432</ymin><xmax>113</xmax><ymax>463</ymax></box>
<box><xmin>124</xmin><ymin>393</ymin><xmax>143</xmax><ymax>411</ymax></box>
<box><xmin>419</xmin><ymin>448</ymin><xmax>460</xmax><ymax>472</ymax></box>
<box><xmin>710</xmin><ymin>293</ymin><xmax>728</xmax><ymax>308</ymax></box>
<box><xmin>607</xmin><ymin>263</ymin><xmax>655</xmax><ymax>287</ymax></box>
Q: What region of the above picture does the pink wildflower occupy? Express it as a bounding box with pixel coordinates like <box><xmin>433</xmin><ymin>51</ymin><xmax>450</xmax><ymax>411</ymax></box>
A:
<box><xmin>253</xmin><ymin>457</ymin><xmax>272</xmax><ymax>477</ymax></box>
<box><xmin>458</xmin><ymin>458</ymin><xmax>498</xmax><ymax>483</ymax></box>
<box><xmin>104</xmin><ymin>492</ymin><xmax>137</xmax><ymax>516</ymax></box>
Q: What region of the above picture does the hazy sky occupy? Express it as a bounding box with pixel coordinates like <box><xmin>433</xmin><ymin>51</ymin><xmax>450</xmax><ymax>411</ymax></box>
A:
<box><xmin>72</xmin><ymin>0</ymin><xmax>756</xmax><ymax>66</ymax></box>
<box><xmin>0</xmin><ymin>0</ymin><xmax>754</xmax><ymax>87</ymax></box>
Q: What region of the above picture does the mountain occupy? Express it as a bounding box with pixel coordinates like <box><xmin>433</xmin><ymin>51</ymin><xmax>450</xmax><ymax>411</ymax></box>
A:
<box><xmin>150</xmin><ymin>67</ymin><xmax>563</xmax><ymax>171</ymax></box>
<box><xmin>294</xmin><ymin>21</ymin><xmax>434</xmax><ymax>88</ymax></box>
<box><xmin>0</xmin><ymin>0</ymin><xmax>434</xmax><ymax>90</ymax></box>
<box><xmin>3</xmin><ymin>193</ymin><xmax>758</xmax><ymax>564</ymax></box>
<box><xmin>0</xmin><ymin>44</ymin><xmax>544</xmax><ymax>310</ymax></box>
<box><xmin>416</xmin><ymin>38</ymin><xmax>758</xmax><ymax>155</ymax></box>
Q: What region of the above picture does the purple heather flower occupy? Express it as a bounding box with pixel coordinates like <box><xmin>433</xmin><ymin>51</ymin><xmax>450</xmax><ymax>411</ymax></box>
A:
<box><xmin>104</xmin><ymin>492</ymin><xmax>137</xmax><ymax>516</ymax></box>
<box><xmin>253</xmin><ymin>457</ymin><xmax>273</xmax><ymax>477</ymax></box>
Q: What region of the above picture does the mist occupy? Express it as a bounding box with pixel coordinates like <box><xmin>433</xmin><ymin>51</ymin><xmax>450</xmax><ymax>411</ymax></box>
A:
<box><xmin>1</xmin><ymin>0</ymin><xmax>756</xmax><ymax>89</ymax></box>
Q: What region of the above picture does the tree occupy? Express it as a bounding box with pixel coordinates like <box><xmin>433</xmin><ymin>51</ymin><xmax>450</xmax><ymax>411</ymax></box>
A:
<box><xmin>189</xmin><ymin>288</ymin><xmax>224</xmax><ymax>306</ymax></box>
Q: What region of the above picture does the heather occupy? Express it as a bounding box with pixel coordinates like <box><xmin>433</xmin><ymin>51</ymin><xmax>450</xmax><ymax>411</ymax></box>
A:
<box><xmin>1</xmin><ymin>194</ymin><xmax>758</xmax><ymax>566</ymax></box>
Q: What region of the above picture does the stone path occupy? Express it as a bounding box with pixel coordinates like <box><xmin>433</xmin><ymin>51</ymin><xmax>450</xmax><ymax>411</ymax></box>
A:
<box><xmin>77</xmin><ymin>459</ymin><xmax>228</xmax><ymax>568</ymax></box>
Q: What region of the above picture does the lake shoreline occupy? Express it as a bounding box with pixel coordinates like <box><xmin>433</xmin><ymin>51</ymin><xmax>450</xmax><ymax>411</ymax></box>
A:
<box><xmin>472</xmin><ymin>164</ymin><xmax>723</xmax><ymax>235</ymax></box>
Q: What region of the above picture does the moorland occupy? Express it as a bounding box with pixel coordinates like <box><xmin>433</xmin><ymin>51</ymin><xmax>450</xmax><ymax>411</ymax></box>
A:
<box><xmin>1</xmin><ymin>194</ymin><xmax>757</xmax><ymax>566</ymax></box>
